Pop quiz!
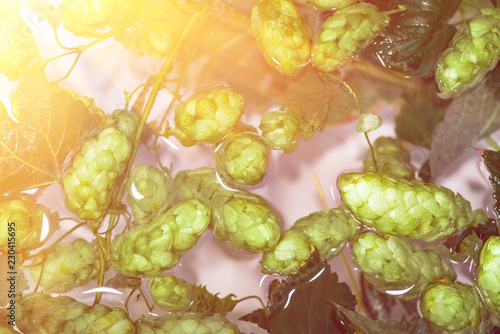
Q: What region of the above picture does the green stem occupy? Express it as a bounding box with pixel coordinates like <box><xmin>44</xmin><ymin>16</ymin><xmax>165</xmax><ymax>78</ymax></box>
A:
<box><xmin>486</xmin><ymin>136</ymin><xmax>500</xmax><ymax>151</ymax></box>
<box><xmin>236</xmin><ymin>295</ymin><xmax>266</xmax><ymax>309</ymax></box>
<box><xmin>92</xmin><ymin>230</ymin><xmax>108</xmax><ymax>305</ymax></box>
<box><xmin>383</xmin><ymin>5</ymin><xmax>407</xmax><ymax>16</ymax></box>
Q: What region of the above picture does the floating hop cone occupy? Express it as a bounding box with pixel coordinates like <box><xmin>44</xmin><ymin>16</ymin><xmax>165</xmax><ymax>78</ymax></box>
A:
<box><xmin>362</xmin><ymin>136</ymin><xmax>415</xmax><ymax>179</ymax></box>
<box><xmin>214</xmin><ymin>129</ymin><xmax>269</xmax><ymax>186</ymax></box>
<box><xmin>127</xmin><ymin>164</ymin><xmax>173</xmax><ymax>225</ymax></box>
<box><xmin>258</xmin><ymin>107</ymin><xmax>314</xmax><ymax>153</ymax></box>
<box><xmin>167</xmin><ymin>167</ymin><xmax>224</xmax><ymax>204</ymax></box>
<box><xmin>477</xmin><ymin>236</ymin><xmax>500</xmax><ymax>317</ymax></box>
<box><xmin>0</xmin><ymin>196</ymin><xmax>58</xmax><ymax>253</ymax></box>
<box><xmin>28</xmin><ymin>238</ymin><xmax>102</xmax><ymax>293</ymax></box>
<box><xmin>62</xmin><ymin>304</ymin><xmax>135</xmax><ymax>334</ymax></box>
<box><xmin>312</xmin><ymin>3</ymin><xmax>389</xmax><ymax>72</ymax></box>
<box><xmin>251</xmin><ymin>0</ymin><xmax>312</xmax><ymax>75</ymax></box>
<box><xmin>60</xmin><ymin>0</ymin><xmax>144</xmax><ymax>38</ymax></box>
<box><xmin>135</xmin><ymin>312</ymin><xmax>240</xmax><ymax>334</ymax></box>
<box><xmin>112</xmin><ymin>199</ymin><xmax>210</xmax><ymax>277</ymax></box>
<box><xmin>149</xmin><ymin>275</ymin><xmax>237</xmax><ymax>316</ymax></box>
<box><xmin>338</xmin><ymin>172</ymin><xmax>488</xmax><ymax>242</ymax></box>
<box><xmin>169</xmin><ymin>87</ymin><xmax>245</xmax><ymax>147</ymax></box>
<box><xmin>212</xmin><ymin>190</ymin><xmax>281</xmax><ymax>253</ymax></box>
<box><xmin>63</xmin><ymin>126</ymin><xmax>133</xmax><ymax>221</ymax></box>
<box><xmin>435</xmin><ymin>8</ymin><xmax>500</xmax><ymax>99</ymax></box>
<box><xmin>421</xmin><ymin>283</ymin><xmax>482</xmax><ymax>333</ymax></box>
<box><xmin>295</xmin><ymin>0</ymin><xmax>358</xmax><ymax>11</ymax></box>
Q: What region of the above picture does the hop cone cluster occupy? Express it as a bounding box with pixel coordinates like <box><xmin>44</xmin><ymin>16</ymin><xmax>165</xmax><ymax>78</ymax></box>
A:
<box><xmin>435</xmin><ymin>8</ymin><xmax>500</xmax><ymax>98</ymax></box>
<box><xmin>421</xmin><ymin>283</ymin><xmax>482</xmax><ymax>332</ymax></box>
<box><xmin>63</xmin><ymin>126</ymin><xmax>133</xmax><ymax>221</ymax></box>
<box><xmin>29</xmin><ymin>238</ymin><xmax>102</xmax><ymax>293</ymax></box>
<box><xmin>0</xmin><ymin>196</ymin><xmax>58</xmax><ymax>253</ymax></box>
<box><xmin>352</xmin><ymin>232</ymin><xmax>456</xmax><ymax>299</ymax></box>
<box><xmin>214</xmin><ymin>130</ymin><xmax>269</xmax><ymax>186</ymax></box>
<box><xmin>477</xmin><ymin>236</ymin><xmax>500</xmax><ymax>315</ymax></box>
<box><xmin>62</xmin><ymin>304</ymin><xmax>136</xmax><ymax>333</ymax></box>
<box><xmin>312</xmin><ymin>3</ymin><xmax>389</xmax><ymax>72</ymax></box>
<box><xmin>126</xmin><ymin>164</ymin><xmax>173</xmax><ymax>225</ymax></box>
<box><xmin>148</xmin><ymin>275</ymin><xmax>237</xmax><ymax>316</ymax></box>
<box><xmin>170</xmin><ymin>87</ymin><xmax>245</xmax><ymax>147</ymax></box>
<box><xmin>112</xmin><ymin>199</ymin><xmax>210</xmax><ymax>277</ymax></box>
<box><xmin>258</xmin><ymin>107</ymin><xmax>314</xmax><ymax>153</ymax></box>
<box><xmin>251</xmin><ymin>0</ymin><xmax>312</xmax><ymax>75</ymax></box>
<box><xmin>60</xmin><ymin>0</ymin><xmax>143</xmax><ymax>38</ymax></box>
<box><xmin>363</xmin><ymin>136</ymin><xmax>415</xmax><ymax>179</ymax></box>
<box><xmin>261</xmin><ymin>207</ymin><xmax>358</xmax><ymax>275</ymax></box>
<box><xmin>295</xmin><ymin>0</ymin><xmax>358</xmax><ymax>11</ymax></box>
<box><xmin>338</xmin><ymin>172</ymin><xmax>488</xmax><ymax>242</ymax></box>
<box><xmin>135</xmin><ymin>312</ymin><xmax>240</xmax><ymax>334</ymax></box>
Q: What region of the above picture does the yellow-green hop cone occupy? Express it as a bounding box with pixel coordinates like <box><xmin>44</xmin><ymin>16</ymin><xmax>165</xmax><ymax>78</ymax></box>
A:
<box><xmin>214</xmin><ymin>130</ymin><xmax>269</xmax><ymax>186</ymax></box>
<box><xmin>127</xmin><ymin>164</ymin><xmax>173</xmax><ymax>225</ymax></box>
<box><xmin>312</xmin><ymin>3</ymin><xmax>389</xmax><ymax>72</ymax></box>
<box><xmin>135</xmin><ymin>312</ymin><xmax>240</xmax><ymax>334</ymax></box>
<box><xmin>0</xmin><ymin>196</ymin><xmax>58</xmax><ymax>253</ymax></box>
<box><xmin>111</xmin><ymin>199</ymin><xmax>209</xmax><ymax>277</ymax></box>
<box><xmin>435</xmin><ymin>9</ymin><xmax>500</xmax><ymax>99</ymax></box>
<box><xmin>149</xmin><ymin>275</ymin><xmax>237</xmax><ymax>316</ymax></box>
<box><xmin>17</xmin><ymin>293</ymin><xmax>90</xmax><ymax>334</ymax></box>
<box><xmin>62</xmin><ymin>304</ymin><xmax>135</xmax><ymax>334</ymax></box>
<box><xmin>259</xmin><ymin>107</ymin><xmax>314</xmax><ymax>153</ymax></box>
<box><xmin>477</xmin><ymin>236</ymin><xmax>500</xmax><ymax>316</ymax></box>
<box><xmin>251</xmin><ymin>0</ymin><xmax>312</xmax><ymax>76</ymax></box>
<box><xmin>168</xmin><ymin>167</ymin><xmax>227</xmax><ymax>204</ymax></box>
<box><xmin>295</xmin><ymin>0</ymin><xmax>358</xmax><ymax>11</ymax></box>
<box><xmin>260</xmin><ymin>229</ymin><xmax>312</xmax><ymax>275</ymax></box>
<box><xmin>338</xmin><ymin>172</ymin><xmax>488</xmax><ymax>242</ymax></box>
<box><xmin>363</xmin><ymin>136</ymin><xmax>415</xmax><ymax>179</ymax></box>
<box><xmin>170</xmin><ymin>87</ymin><xmax>245</xmax><ymax>147</ymax></box>
<box><xmin>292</xmin><ymin>207</ymin><xmax>359</xmax><ymax>260</ymax></box>
<box><xmin>212</xmin><ymin>190</ymin><xmax>281</xmax><ymax>253</ymax></box>
<box><xmin>29</xmin><ymin>238</ymin><xmax>103</xmax><ymax>293</ymax></box>
<box><xmin>421</xmin><ymin>283</ymin><xmax>482</xmax><ymax>333</ymax></box>
<box><xmin>107</xmin><ymin>108</ymin><xmax>139</xmax><ymax>141</ymax></box>
<box><xmin>63</xmin><ymin>127</ymin><xmax>133</xmax><ymax>221</ymax></box>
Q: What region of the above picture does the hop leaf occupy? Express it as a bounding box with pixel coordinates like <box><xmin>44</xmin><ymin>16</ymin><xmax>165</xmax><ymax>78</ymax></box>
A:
<box><xmin>480</xmin><ymin>149</ymin><xmax>500</xmax><ymax>219</ymax></box>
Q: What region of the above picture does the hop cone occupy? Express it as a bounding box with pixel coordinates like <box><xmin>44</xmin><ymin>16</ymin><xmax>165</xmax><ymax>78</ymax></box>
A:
<box><xmin>17</xmin><ymin>293</ymin><xmax>90</xmax><ymax>334</ymax></box>
<box><xmin>421</xmin><ymin>283</ymin><xmax>482</xmax><ymax>332</ymax></box>
<box><xmin>62</xmin><ymin>304</ymin><xmax>135</xmax><ymax>334</ymax></box>
<box><xmin>0</xmin><ymin>196</ymin><xmax>58</xmax><ymax>253</ymax></box>
<box><xmin>214</xmin><ymin>130</ymin><xmax>269</xmax><ymax>186</ymax></box>
<box><xmin>258</xmin><ymin>107</ymin><xmax>314</xmax><ymax>153</ymax></box>
<box><xmin>167</xmin><ymin>167</ymin><xmax>226</xmax><ymax>204</ymax></box>
<box><xmin>135</xmin><ymin>312</ymin><xmax>240</xmax><ymax>334</ymax></box>
<box><xmin>312</xmin><ymin>3</ymin><xmax>389</xmax><ymax>72</ymax></box>
<box><xmin>362</xmin><ymin>136</ymin><xmax>415</xmax><ymax>179</ymax></box>
<box><xmin>60</xmin><ymin>0</ymin><xmax>143</xmax><ymax>38</ymax></box>
<box><xmin>170</xmin><ymin>87</ymin><xmax>245</xmax><ymax>147</ymax></box>
<box><xmin>127</xmin><ymin>164</ymin><xmax>173</xmax><ymax>225</ymax></box>
<box><xmin>338</xmin><ymin>172</ymin><xmax>488</xmax><ymax>242</ymax></box>
<box><xmin>29</xmin><ymin>238</ymin><xmax>103</xmax><ymax>293</ymax></box>
<box><xmin>212</xmin><ymin>190</ymin><xmax>281</xmax><ymax>253</ymax></box>
<box><xmin>251</xmin><ymin>0</ymin><xmax>312</xmax><ymax>75</ymax></box>
<box><xmin>112</xmin><ymin>199</ymin><xmax>210</xmax><ymax>277</ymax></box>
<box><xmin>148</xmin><ymin>275</ymin><xmax>237</xmax><ymax>316</ymax></box>
<box><xmin>435</xmin><ymin>8</ymin><xmax>500</xmax><ymax>98</ymax></box>
<box><xmin>107</xmin><ymin>108</ymin><xmax>139</xmax><ymax>141</ymax></box>
<box><xmin>477</xmin><ymin>236</ymin><xmax>500</xmax><ymax>315</ymax></box>
<box><xmin>295</xmin><ymin>0</ymin><xmax>358</xmax><ymax>11</ymax></box>
<box><xmin>260</xmin><ymin>229</ymin><xmax>312</xmax><ymax>275</ymax></box>
<box><xmin>63</xmin><ymin>127</ymin><xmax>133</xmax><ymax>221</ymax></box>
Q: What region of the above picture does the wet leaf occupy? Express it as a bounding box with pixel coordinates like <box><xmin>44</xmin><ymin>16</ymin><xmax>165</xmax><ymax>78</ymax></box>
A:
<box><xmin>0</xmin><ymin>72</ymin><xmax>107</xmax><ymax>195</ymax></box>
<box><xmin>481</xmin><ymin>149</ymin><xmax>500</xmax><ymax>219</ymax></box>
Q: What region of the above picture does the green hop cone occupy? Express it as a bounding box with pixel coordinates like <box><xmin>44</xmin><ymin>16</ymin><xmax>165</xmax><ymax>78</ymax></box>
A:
<box><xmin>112</xmin><ymin>199</ymin><xmax>210</xmax><ymax>277</ymax></box>
<box><xmin>212</xmin><ymin>190</ymin><xmax>281</xmax><ymax>253</ymax></box>
<box><xmin>135</xmin><ymin>312</ymin><xmax>240</xmax><ymax>334</ymax></box>
<box><xmin>127</xmin><ymin>164</ymin><xmax>173</xmax><ymax>225</ymax></box>
<box><xmin>107</xmin><ymin>108</ymin><xmax>139</xmax><ymax>141</ymax></box>
<box><xmin>251</xmin><ymin>0</ymin><xmax>312</xmax><ymax>75</ymax></box>
<box><xmin>29</xmin><ymin>238</ymin><xmax>103</xmax><ymax>293</ymax></box>
<box><xmin>362</xmin><ymin>136</ymin><xmax>415</xmax><ymax>179</ymax></box>
<box><xmin>62</xmin><ymin>304</ymin><xmax>135</xmax><ymax>334</ymax></box>
<box><xmin>168</xmin><ymin>167</ymin><xmax>226</xmax><ymax>204</ymax></box>
<box><xmin>169</xmin><ymin>87</ymin><xmax>245</xmax><ymax>147</ymax></box>
<box><xmin>421</xmin><ymin>283</ymin><xmax>482</xmax><ymax>333</ymax></box>
<box><xmin>148</xmin><ymin>275</ymin><xmax>237</xmax><ymax>316</ymax></box>
<box><xmin>435</xmin><ymin>8</ymin><xmax>500</xmax><ymax>99</ymax></box>
<box><xmin>214</xmin><ymin>129</ymin><xmax>269</xmax><ymax>186</ymax></box>
<box><xmin>17</xmin><ymin>293</ymin><xmax>90</xmax><ymax>334</ymax></box>
<box><xmin>312</xmin><ymin>3</ymin><xmax>389</xmax><ymax>72</ymax></box>
<box><xmin>258</xmin><ymin>107</ymin><xmax>314</xmax><ymax>153</ymax></box>
<box><xmin>63</xmin><ymin>126</ymin><xmax>133</xmax><ymax>221</ymax></box>
<box><xmin>338</xmin><ymin>172</ymin><xmax>488</xmax><ymax>242</ymax></box>
<box><xmin>477</xmin><ymin>236</ymin><xmax>500</xmax><ymax>315</ymax></box>
<box><xmin>295</xmin><ymin>0</ymin><xmax>358</xmax><ymax>11</ymax></box>
<box><xmin>260</xmin><ymin>229</ymin><xmax>312</xmax><ymax>275</ymax></box>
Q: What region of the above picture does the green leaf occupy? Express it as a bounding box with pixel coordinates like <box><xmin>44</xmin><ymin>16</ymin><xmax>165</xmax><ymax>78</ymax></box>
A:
<box><xmin>239</xmin><ymin>309</ymin><xmax>270</xmax><ymax>333</ymax></box>
<box><xmin>429</xmin><ymin>76</ymin><xmax>500</xmax><ymax>177</ymax></box>
<box><xmin>23</xmin><ymin>0</ymin><xmax>61</xmax><ymax>31</ymax></box>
